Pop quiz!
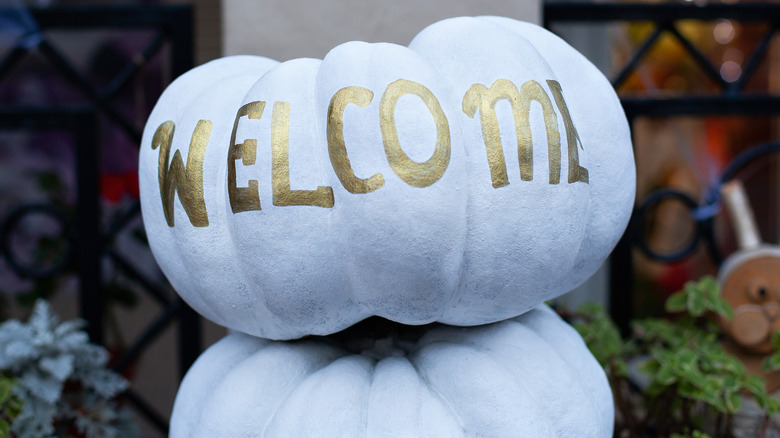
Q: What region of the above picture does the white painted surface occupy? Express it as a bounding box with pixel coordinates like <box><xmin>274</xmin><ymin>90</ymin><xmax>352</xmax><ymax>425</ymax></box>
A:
<box><xmin>170</xmin><ymin>305</ymin><xmax>614</xmax><ymax>437</ymax></box>
<box><xmin>139</xmin><ymin>17</ymin><xmax>635</xmax><ymax>340</ymax></box>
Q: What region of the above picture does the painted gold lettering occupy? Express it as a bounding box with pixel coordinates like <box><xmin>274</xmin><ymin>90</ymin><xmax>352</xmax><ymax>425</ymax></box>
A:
<box><xmin>151</xmin><ymin>120</ymin><xmax>210</xmax><ymax>227</ymax></box>
<box><xmin>327</xmin><ymin>86</ymin><xmax>384</xmax><ymax>193</ymax></box>
<box><xmin>272</xmin><ymin>101</ymin><xmax>334</xmax><ymax>207</ymax></box>
<box><xmin>380</xmin><ymin>79</ymin><xmax>450</xmax><ymax>188</ymax></box>
<box><xmin>463</xmin><ymin>79</ymin><xmax>561</xmax><ymax>186</ymax></box>
<box><xmin>547</xmin><ymin>80</ymin><xmax>589</xmax><ymax>184</ymax></box>
<box><xmin>228</xmin><ymin>101</ymin><xmax>264</xmax><ymax>213</ymax></box>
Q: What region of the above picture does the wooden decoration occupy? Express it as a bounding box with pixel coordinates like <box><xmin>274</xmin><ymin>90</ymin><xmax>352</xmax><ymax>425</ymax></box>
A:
<box><xmin>718</xmin><ymin>180</ymin><xmax>780</xmax><ymax>391</ymax></box>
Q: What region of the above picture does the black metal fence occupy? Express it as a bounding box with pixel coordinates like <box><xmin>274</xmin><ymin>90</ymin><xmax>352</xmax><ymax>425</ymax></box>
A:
<box><xmin>0</xmin><ymin>5</ymin><xmax>198</xmax><ymax>434</ymax></box>
<box><xmin>545</xmin><ymin>2</ymin><xmax>780</xmax><ymax>334</ymax></box>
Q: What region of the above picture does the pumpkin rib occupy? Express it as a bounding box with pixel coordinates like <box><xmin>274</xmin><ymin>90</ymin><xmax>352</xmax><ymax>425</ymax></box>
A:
<box><xmin>459</xmin><ymin>336</ymin><xmax>562</xmax><ymax>437</ymax></box>
<box><xmin>170</xmin><ymin>332</ymin><xmax>271</xmax><ymax>436</ymax></box>
<box><xmin>477</xmin><ymin>16</ymin><xmax>634</xmax><ymax>296</ymax></box>
<box><xmin>516</xmin><ymin>307</ymin><xmax>614</xmax><ymax>434</ymax></box>
<box><xmin>212</xmin><ymin>66</ymin><xmax>283</xmax><ymax>333</ymax></box>
<box><xmin>142</xmin><ymin>56</ymin><xmax>283</xmax><ymax>332</ymax></box>
<box><xmin>145</xmin><ymin>61</ymin><xmax>256</xmax><ymax>324</ymax></box>
<box><xmin>366</xmin><ymin>357</ymin><xmax>459</xmax><ymax>437</ymax></box>
<box><xmin>311</xmin><ymin>52</ymin><xmax>370</xmax><ymax>325</ymax></box>
<box><xmin>258</xmin><ymin>343</ymin><xmax>347</xmax><ymax>434</ymax></box>
<box><xmin>410</xmin><ymin>338</ymin><xmax>557</xmax><ymax>437</ymax></box>
<box><xmin>413</xmin><ymin>18</ymin><xmax>511</xmax><ymax>323</ymax></box>
<box><xmin>314</xmin><ymin>40</ymin><xmax>467</xmax><ymax>326</ymax></box>
<box><xmin>313</xmin><ymin>40</ymin><xmax>370</xmax><ymax>322</ymax></box>
<box><xmin>475</xmin><ymin>317</ymin><xmax>604</xmax><ymax>437</ymax></box>
<box><xmin>203</xmin><ymin>339</ymin><xmax>347</xmax><ymax>436</ymax></box>
<box><xmin>191</xmin><ymin>71</ymin><xmax>280</xmax><ymax>328</ymax></box>
<box><xmin>263</xmin><ymin>354</ymin><xmax>374</xmax><ymax>437</ymax></box>
<box><xmin>413</xmin><ymin>328</ymin><xmax>565</xmax><ymax>436</ymax></box>
<box><xmin>308</xmin><ymin>56</ymin><xmax>360</xmax><ymax>324</ymax></box>
<box><xmin>235</xmin><ymin>59</ymin><xmax>360</xmax><ymax>338</ymax></box>
<box><xmin>408</xmin><ymin>16</ymin><xmax>587</xmax><ymax>326</ymax></box>
<box><xmin>403</xmin><ymin>39</ymin><xmax>472</xmax><ymax>323</ymax></box>
<box><xmin>475</xmin><ymin>15</ymin><xmax>621</xmax><ymax>299</ymax></box>
<box><xmin>405</xmin><ymin>344</ymin><xmax>469</xmax><ymax>435</ymax></box>
<box><xmin>412</xmin><ymin>306</ymin><xmax>609</xmax><ymax>436</ymax></box>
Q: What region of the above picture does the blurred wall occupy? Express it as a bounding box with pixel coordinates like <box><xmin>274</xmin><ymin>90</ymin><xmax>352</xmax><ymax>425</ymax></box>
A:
<box><xmin>168</xmin><ymin>0</ymin><xmax>222</xmax><ymax>64</ymax></box>
<box><xmin>223</xmin><ymin>0</ymin><xmax>541</xmax><ymax>60</ymax></box>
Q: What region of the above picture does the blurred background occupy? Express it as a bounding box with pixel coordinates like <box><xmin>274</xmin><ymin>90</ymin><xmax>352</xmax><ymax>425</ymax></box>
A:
<box><xmin>1</xmin><ymin>0</ymin><xmax>779</xmax><ymax>436</ymax></box>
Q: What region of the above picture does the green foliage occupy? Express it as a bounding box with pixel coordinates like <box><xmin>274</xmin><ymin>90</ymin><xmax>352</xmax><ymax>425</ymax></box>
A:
<box><xmin>573</xmin><ymin>303</ymin><xmax>632</xmax><ymax>378</ymax></box>
<box><xmin>572</xmin><ymin>276</ymin><xmax>777</xmax><ymax>437</ymax></box>
<box><xmin>762</xmin><ymin>331</ymin><xmax>780</xmax><ymax>373</ymax></box>
<box><xmin>671</xmin><ymin>431</ymin><xmax>711</xmax><ymax>438</ymax></box>
<box><xmin>664</xmin><ymin>276</ymin><xmax>732</xmax><ymax>319</ymax></box>
<box><xmin>0</xmin><ymin>300</ymin><xmax>138</xmax><ymax>438</ymax></box>
<box><xmin>0</xmin><ymin>375</ymin><xmax>23</xmax><ymax>438</ymax></box>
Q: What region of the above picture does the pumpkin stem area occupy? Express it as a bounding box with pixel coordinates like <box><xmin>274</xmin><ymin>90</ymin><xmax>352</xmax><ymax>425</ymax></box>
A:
<box><xmin>305</xmin><ymin>316</ymin><xmax>445</xmax><ymax>358</ymax></box>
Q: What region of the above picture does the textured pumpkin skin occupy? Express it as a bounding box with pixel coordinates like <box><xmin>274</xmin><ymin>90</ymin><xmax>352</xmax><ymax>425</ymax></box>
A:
<box><xmin>170</xmin><ymin>305</ymin><xmax>614</xmax><ymax>437</ymax></box>
<box><xmin>139</xmin><ymin>16</ymin><xmax>635</xmax><ymax>340</ymax></box>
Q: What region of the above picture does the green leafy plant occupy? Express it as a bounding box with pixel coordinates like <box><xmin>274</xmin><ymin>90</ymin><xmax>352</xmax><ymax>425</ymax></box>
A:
<box><xmin>572</xmin><ymin>276</ymin><xmax>779</xmax><ymax>437</ymax></box>
<box><xmin>0</xmin><ymin>300</ymin><xmax>138</xmax><ymax>438</ymax></box>
<box><xmin>671</xmin><ymin>431</ymin><xmax>712</xmax><ymax>438</ymax></box>
<box><xmin>762</xmin><ymin>332</ymin><xmax>780</xmax><ymax>373</ymax></box>
<box><xmin>0</xmin><ymin>375</ymin><xmax>23</xmax><ymax>438</ymax></box>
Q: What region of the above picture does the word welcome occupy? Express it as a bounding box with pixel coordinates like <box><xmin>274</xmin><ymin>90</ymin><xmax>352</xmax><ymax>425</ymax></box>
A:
<box><xmin>151</xmin><ymin>78</ymin><xmax>589</xmax><ymax>228</ymax></box>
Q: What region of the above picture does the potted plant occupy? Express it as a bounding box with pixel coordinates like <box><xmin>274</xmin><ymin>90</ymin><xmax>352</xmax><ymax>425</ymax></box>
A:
<box><xmin>568</xmin><ymin>276</ymin><xmax>780</xmax><ymax>437</ymax></box>
<box><xmin>0</xmin><ymin>300</ymin><xmax>137</xmax><ymax>437</ymax></box>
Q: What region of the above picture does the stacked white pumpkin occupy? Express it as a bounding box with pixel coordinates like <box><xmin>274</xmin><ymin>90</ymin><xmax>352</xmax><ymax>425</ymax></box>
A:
<box><xmin>139</xmin><ymin>16</ymin><xmax>634</xmax><ymax>438</ymax></box>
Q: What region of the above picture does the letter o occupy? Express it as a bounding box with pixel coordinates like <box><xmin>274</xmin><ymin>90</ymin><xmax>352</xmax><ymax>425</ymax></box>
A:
<box><xmin>379</xmin><ymin>79</ymin><xmax>451</xmax><ymax>188</ymax></box>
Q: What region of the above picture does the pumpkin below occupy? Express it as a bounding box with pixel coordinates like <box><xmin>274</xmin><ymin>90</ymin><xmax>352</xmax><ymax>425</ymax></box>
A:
<box><xmin>170</xmin><ymin>305</ymin><xmax>613</xmax><ymax>437</ymax></box>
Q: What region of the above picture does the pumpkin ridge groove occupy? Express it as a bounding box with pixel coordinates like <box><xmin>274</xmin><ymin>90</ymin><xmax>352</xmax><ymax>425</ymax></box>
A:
<box><xmin>309</xmin><ymin>58</ymin><xmax>361</xmax><ymax>328</ymax></box>
<box><xmin>405</xmin><ymin>38</ymin><xmax>470</xmax><ymax>323</ymax></box>
<box><xmin>406</xmin><ymin>342</ymin><xmax>467</xmax><ymax>435</ymax></box>
<box><xmin>363</xmin><ymin>356</ymin><xmax>379</xmax><ymax>436</ymax></box>
<box><xmin>190</xmin><ymin>334</ymin><xmax>272</xmax><ymax>435</ymax></box>
<box><xmin>162</xmin><ymin>72</ymin><xmax>257</xmax><ymax>324</ymax></box>
<box><xmin>210</xmin><ymin>67</ymin><xmax>283</xmax><ymax>333</ymax></box>
<box><xmin>260</xmin><ymin>343</ymin><xmax>350</xmax><ymax>436</ymax></box>
<box><xmin>410</xmin><ymin>338</ymin><xmax>551</xmax><ymax>437</ymax></box>
<box><xmin>448</xmin><ymin>335</ymin><xmax>559</xmax><ymax>437</ymax></box>
<box><xmin>466</xmin><ymin>319</ymin><xmax>589</xmax><ymax>437</ymax></box>
<box><xmin>511</xmin><ymin>312</ymin><xmax>610</xmax><ymax>434</ymax></box>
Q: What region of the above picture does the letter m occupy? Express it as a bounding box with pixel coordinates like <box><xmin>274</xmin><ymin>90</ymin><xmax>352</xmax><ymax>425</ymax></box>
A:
<box><xmin>463</xmin><ymin>79</ymin><xmax>562</xmax><ymax>186</ymax></box>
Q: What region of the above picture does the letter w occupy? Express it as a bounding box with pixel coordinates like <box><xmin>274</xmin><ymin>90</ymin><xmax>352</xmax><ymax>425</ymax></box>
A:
<box><xmin>151</xmin><ymin>120</ymin><xmax>211</xmax><ymax>227</ymax></box>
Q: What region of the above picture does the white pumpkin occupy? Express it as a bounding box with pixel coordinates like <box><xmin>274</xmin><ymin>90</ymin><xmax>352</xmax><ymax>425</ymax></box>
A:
<box><xmin>139</xmin><ymin>16</ymin><xmax>635</xmax><ymax>340</ymax></box>
<box><xmin>170</xmin><ymin>305</ymin><xmax>614</xmax><ymax>437</ymax></box>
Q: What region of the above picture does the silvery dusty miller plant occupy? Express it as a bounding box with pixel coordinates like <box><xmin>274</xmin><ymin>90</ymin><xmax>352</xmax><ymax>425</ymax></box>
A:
<box><xmin>0</xmin><ymin>300</ymin><xmax>138</xmax><ymax>438</ymax></box>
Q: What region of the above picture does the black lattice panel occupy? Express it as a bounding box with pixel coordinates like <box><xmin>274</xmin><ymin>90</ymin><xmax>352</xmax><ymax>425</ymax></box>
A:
<box><xmin>0</xmin><ymin>5</ymin><xmax>197</xmax><ymax>434</ymax></box>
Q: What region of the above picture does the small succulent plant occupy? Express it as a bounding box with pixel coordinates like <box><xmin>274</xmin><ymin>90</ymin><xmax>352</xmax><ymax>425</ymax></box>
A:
<box><xmin>0</xmin><ymin>300</ymin><xmax>137</xmax><ymax>438</ymax></box>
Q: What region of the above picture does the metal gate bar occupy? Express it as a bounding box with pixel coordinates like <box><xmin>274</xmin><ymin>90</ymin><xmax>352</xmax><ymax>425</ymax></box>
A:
<box><xmin>0</xmin><ymin>5</ymin><xmax>198</xmax><ymax>434</ymax></box>
<box><xmin>545</xmin><ymin>2</ymin><xmax>780</xmax><ymax>334</ymax></box>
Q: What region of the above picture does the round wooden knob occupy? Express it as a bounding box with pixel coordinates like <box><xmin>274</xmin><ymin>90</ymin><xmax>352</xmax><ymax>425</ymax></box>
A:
<box><xmin>719</xmin><ymin>250</ymin><xmax>780</xmax><ymax>353</ymax></box>
<box><xmin>731</xmin><ymin>306</ymin><xmax>770</xmax><ymax>348</ymax></box>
